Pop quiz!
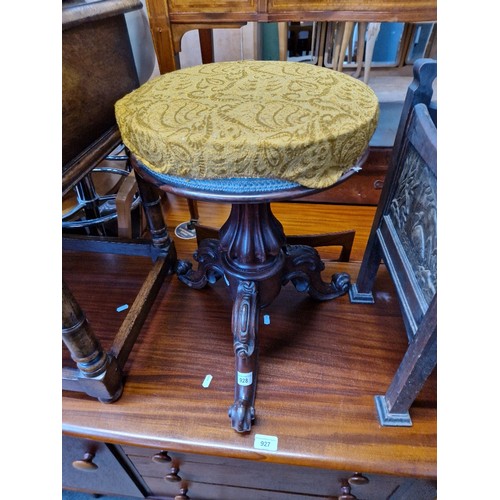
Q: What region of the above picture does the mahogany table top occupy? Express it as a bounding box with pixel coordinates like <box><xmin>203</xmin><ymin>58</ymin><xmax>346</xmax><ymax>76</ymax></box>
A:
<box><xmin>62</xmin><ymin>248</ymin><xmax>436</xmax><ymax>479</ymax></box>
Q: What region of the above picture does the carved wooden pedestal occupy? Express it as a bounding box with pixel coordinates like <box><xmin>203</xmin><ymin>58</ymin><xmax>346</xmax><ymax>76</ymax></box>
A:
<box><xmin>132</xmin><ymin>154</ymin><xmax>362</xmax><ymax>432</ymax></box>
<box><xmin>177</xmin><ymin>201</ymin><xmax>350</xmax><ymax>432</ymax></box>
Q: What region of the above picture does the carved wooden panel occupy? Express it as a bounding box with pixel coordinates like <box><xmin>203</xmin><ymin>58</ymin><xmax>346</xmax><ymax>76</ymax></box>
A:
<box><xmin>388</xmin><ymin>143</ymin><xmax>436</xmax><ymax>305</ymax></box>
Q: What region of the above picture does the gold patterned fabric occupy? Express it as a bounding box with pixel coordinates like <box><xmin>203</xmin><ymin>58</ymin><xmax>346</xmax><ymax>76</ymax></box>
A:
<box><xmin>115</xmin><ymin>60</ymin><xmax>379</xmax><ymax>189</ymax></box>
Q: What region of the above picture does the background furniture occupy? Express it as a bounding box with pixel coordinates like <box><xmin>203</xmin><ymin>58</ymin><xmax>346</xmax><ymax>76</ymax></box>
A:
<box><xmin>62</xmin><ymin>0</ymin><xmax>177</xmax><ymax>402</ymax></box>
<box><xmin>143</xmin><ymin>0</ymin><xmax>436</xmax><ymax>74</ymax></box>
<box><xmin>349</xmin><ymin>58</ymin><xmax>437</xmax><ymax>425</ymax></box>
<box><xmin>309</xmin><ymin>21</ymin><xmax>380</xmax><ymax>82</ymax></box>
<box><xmin>62</xmin><ymin>0</ymin><xmax>141</xmax><ymax>236</ymax></box>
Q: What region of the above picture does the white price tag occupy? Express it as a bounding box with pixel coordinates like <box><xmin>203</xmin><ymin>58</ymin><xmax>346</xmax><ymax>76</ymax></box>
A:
<box><xmin>237</xmin><ymin>371</ymin><xmax>253</xmax><ymax>386</ymax></box>
<box><xmin>254</xmin><ymin>434</ymin><xmax>278</xmax><ymax>451</ymax></box>
<box><xmin>201</xmin><ymin>374</ymin><xmax>213</xmax><ymax>388</ymax></box>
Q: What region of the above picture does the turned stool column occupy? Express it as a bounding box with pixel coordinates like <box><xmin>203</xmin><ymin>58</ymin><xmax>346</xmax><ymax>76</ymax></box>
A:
<box><xmin>174</xmin><ymin>200</ymin><xmax>351</xmax><ymax>431</ymax></box>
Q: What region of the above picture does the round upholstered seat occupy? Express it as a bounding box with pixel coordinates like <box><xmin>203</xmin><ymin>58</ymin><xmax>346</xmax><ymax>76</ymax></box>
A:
<box><xmin>115</xmin><ymin>60</ymin><xmax>379</xmax><ymax>189</ymax></box>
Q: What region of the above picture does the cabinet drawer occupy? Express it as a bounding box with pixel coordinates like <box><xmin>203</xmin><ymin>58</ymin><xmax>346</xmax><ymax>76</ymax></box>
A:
<box><xmin>122</xmin><ymin>445</ymin><xmax>421</xmax><ymax>499</ymax></box>
<box><xmin>145</xmin><ymin>476</ymin><xmax>327</xmax><ymax>499</ymax></box>
<box><xmin>62</xmin><ymin>436</ymin><xmax>144</xmax><ymax>497</ymax></box>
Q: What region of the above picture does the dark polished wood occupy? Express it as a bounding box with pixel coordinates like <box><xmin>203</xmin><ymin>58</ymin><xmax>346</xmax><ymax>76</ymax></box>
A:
<box><xmin>194</xmin><ymin>223</ymin><xmax>356</xmax><ymax>263</ymax></box>
<box><xmin>63</xmin><ymin>196</ymin><xmax>436</xmax><ymax>496</ymax></box>
<box><xmin>63</xmin><ymin>435</ymin><xmax>147</xmax><ymax>497</ymax></box>
<box><xmin>176</xmin><ymin>200</ymin><xmax>350</xmax><ymax>431</ymax></box>
<box><xmin>143</xmin><ymin>0</ymin><xmax>437</xmax><ymax>73</ymax></box>
<box><xmin>293</xmin><ymin>148</ymin><xmax>392</xmax><ymax>206</ymax></box>
<box><xmin>120</xmin><ymin>443</ymin><xmax>436</xmax><ymax>498</ymax></box>
<box><xmin>198</xmin><ymin>28</ymin><xmax>214</xmax><ymax>63</ymax></box>
<box><xmin>133</xmin><ymin>153</ymin><xmax>365</xmax><ymax>432</ymax></box>
<box><xmin>62</xmin><ymin>247</ymin><xmax>436</xmax><ymax>479</ymax></box>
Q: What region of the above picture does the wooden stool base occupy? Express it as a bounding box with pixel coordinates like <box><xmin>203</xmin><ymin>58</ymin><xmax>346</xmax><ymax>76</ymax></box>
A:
<box><xmin>177</xmin><ymin>202</ymin><xmax>349</xmax><ymax>432</ymax></box>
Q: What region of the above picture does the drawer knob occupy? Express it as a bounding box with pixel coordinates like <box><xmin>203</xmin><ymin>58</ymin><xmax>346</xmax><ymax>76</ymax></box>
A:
<box><xmin>339</xmin><ymin>479</ymin><xmax>357</xmax><ymax>500</ymax></box>
<box><xmin>174</xmin><ymin>486</ymin><xmax>190</xmax><ymax>500</ymax></box>
<box><xmin>152</xmin><ymin>451</ymin><xmax>172</xmax><ymax>463</ymax></box>
<box><xmin>348</xmin><ymin>472</ymin><xmax>369</xmax><ymax>486</ymax></box>
<box><xmin>72</xmin><ymin>452</ymin><xmax>98</xmax><ymax>471</ymax></box>
<box><xmin>165</xmin><ymin>466</ymin><xmax>182</xmax><ymax>482</ymax></box>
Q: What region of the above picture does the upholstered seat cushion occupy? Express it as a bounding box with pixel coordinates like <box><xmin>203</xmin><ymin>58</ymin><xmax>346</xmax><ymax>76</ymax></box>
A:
<box><xmin>115</xmin><ymin>60</ymin><xmax>379</xmax><ymax>189</ymax></box>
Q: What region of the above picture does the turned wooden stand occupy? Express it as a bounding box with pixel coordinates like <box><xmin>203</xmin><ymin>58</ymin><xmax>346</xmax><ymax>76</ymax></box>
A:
<box><xmin>134</xmin><ymin>156</ymin><xmax>358</xmax><ymax>432</ymax></box>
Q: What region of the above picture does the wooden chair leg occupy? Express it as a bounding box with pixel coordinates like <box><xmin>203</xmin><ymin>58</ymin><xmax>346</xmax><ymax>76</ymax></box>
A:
<box><xmin>316</xmin><ymin>22</ymin><xmax>328</xmax><ymax>67</ymax></box>
<box><xmin>187</xmin><ymin>198</ymin><xmax>200</xmax><ymax>230</ymax></box>
<box><xmin>352</xmin><ymin>22</ymin><xmax>367</xmax><ymax>79</ymax></box>
<box><xmin>116</xmin><ymin>171</ymin><xmax>140</xmax><ymax>239</ymax></box>
<box><xmin>331</xmin><ymin>22</ymin><xmax>345</xmax><ymax>70</ymax></box>
<box><xmin>348</xmin><ymin>237</ymin><xmax>383</xmax><ymax>303</ymax></box>
<box><xmin>336</xmin><ymin>22</ymin><xmax>354</xmax><ymax>71</ymax></box>
<box><xmin>62</xmin><ymin>280</ymin><xmax>123</xmax><ymax>402</ymax></box>
<box><xmin>198</xmin><ymin>28</ymin><xmax>214</xmax><ymax>64</ymax></box>
<box><xmin>363</xmin><ymin>22</ymin><xmax>381</xmax><ymax>83</ymax></box>
<box><xmin>375</xmin><ymin>297</ymin><xmax>437</xmax><ymax>426</ymax></box>
<box><xmin>134</xmin><ymin>170</ymin><xmax>171</xmax><ymax>249</ymax></box>
<box><xmin>278</xmin><ymin>22</ymin><xmax>288</xmax><ymax>61</ymax></box>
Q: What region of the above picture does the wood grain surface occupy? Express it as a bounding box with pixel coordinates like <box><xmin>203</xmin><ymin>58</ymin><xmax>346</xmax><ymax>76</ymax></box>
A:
<box><xmin>62</xmin><ymin>198</ymin><xmax>436</xmax><ymax>479</ymax></box>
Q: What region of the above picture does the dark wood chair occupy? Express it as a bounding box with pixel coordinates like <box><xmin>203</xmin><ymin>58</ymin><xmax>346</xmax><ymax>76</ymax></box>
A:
<box><xmin>62</xmin><ymin>0</ymin><xmax>177</xmax><ymax>402</ymax></box>
<box><xmin>349</xmin><ymin>58</ymin><xmax>437</xmax><ymax>426</ymax></box>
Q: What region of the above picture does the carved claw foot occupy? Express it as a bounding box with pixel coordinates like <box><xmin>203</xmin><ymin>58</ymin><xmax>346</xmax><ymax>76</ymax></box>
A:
<box><xmin>228</xmin><ymin>399</ymin><xmax>255</xmax><ymax>433</ymax></box>
<box><xmin>283</xmin><ymin>245</ymin><xmax>350</xmax><ymax>301</ymax></box>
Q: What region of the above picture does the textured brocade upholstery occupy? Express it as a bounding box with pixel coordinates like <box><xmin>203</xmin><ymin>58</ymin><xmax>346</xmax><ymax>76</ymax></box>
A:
<box><xmin>115</xmin><ymin>60</ymin><xmax>379</xmax><ymax>189</ymax></box>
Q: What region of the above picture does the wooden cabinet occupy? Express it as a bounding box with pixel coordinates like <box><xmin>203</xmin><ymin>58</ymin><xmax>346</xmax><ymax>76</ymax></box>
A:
<box><xmin>62</xmin><ymin>436</ymin><xmax>437</xmax><ymax>498</ymax></box>
<box><xmin>62</xmin><ymin>436</ymin><xmax>146</xmax><ymax>497</ymax></box>
<box><xmin>121</xmin><ymin>445</ymin><xmax>436</xmax><ymax>499</ymax></box>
